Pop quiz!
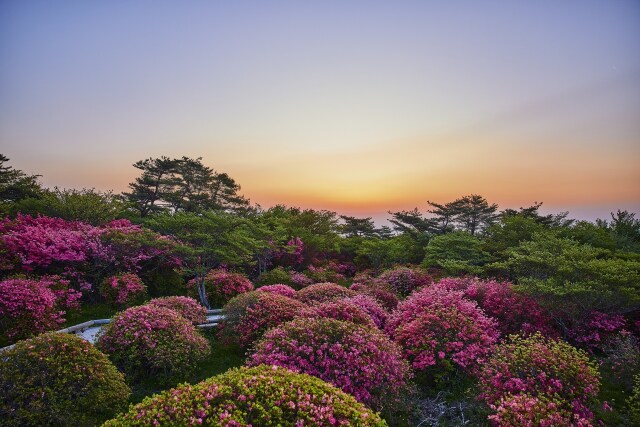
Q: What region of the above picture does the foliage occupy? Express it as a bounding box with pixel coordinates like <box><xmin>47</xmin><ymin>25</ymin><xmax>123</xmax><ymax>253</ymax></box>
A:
<box><xmin>487</xmin><ymin>393</ymin><xmax>593</xmax><ymax>427</ymax></box>
<box><xmin>295</xmin><ymin>282</ymin><xmax>356</xmax><ymax>304</ymax></box>
<box><xmin>103</xmin><ymin>365</ymin><xmax>387</xmax><ymax>426</ymax></box>
<box><xmin>628</xmin><ymin>373</ymin><xmax>640</xmax><ymax>424</ymax></box>
<box><xmin>218</xmin><ymin>291</ymin><xmax>305</xmax><ymax>349</ymax></box>
<box><xmin>255</xmin><ymin>283</ymin><xmax>297</xmax><ymax>298</ymax></box>
<box><xmin>478</xmin><ymin>333</ymin><xmax>601</xmax><ymax>423</ymax></box>
<box><xmin>0</xmin><ymin>154</ymin><xmax>43</xmax><ymax>215</ymax></box>
<box><xmin>350</xmin><ymin>281</ymin><xmax>400</xmax><ymax>311</ymax></box>
<box><xmin>96</xmin><ymin>305</ymin><xmax>210</xmax><ymax>383</ymax></box>
<box><xmin>147</xmin><ymin>296</ymin><xmax>207</xmax><ymax>325</ymax></box>
<box><xmin>100</xmin><ymin>273</ymin><xmax>147</xmax><ymax>307</ymax></box>
<box><xmin>567</xmin><ymin>311</ymin><xmax>627</xmax><ymax>352</ymax></box>
<box><xmin>355</xmin><ymin>234</ymin><xmax>424</xmax><ymax>268</ymax></box>
<box><xmin>378</xmin><ymin>266</ymin><xmax>431</xmax><ymax>296</ymax></box>
<box><xmin>289</xmin><ymin>270</ymin><xmax>314</xmax><ymax>288</ymax></box>
<box><xmin>256</xmin><ymin>266</ymin><xmax>292</xmax><ymax>286</ymax></box>
<box><xmin>386</xmin><ymin>285</ymin><xmax>499</xmax><ymax>376</ymax></box>
<box><xmin>427</xmin><ymin>194</ymin><xmax>499</xmax><ymax>236</ymax></box>
<box><xmin>189</xmin><ymin>268</ymin><xmax>254</xmax><ymax>308</ymax></box>
<box><xmin>483</xmin><ymin>215</ymin><xmax>547</xmax><ymax>258</ymax></box>
<box><xmin>249</xmin><ymin>318</ymin><xmax>413</xmax><ymax>413</ymax></box>
<box><xmin>0</xmin><ymin>276</ymin><xmax>80</xmax><ymax>341</ymax></box>
<box><xmin>344</xmin><ymin>294</ymin><xmax>389</xmax><ymax>329</ymax></box>
<box><xmin>0</xmin><ymin>332</ymin><xmax>130</xmax><ymax>427</ymax></box>
<box><xmin>300</xmin><ymin>298</ymin><xmax>377</xmax><ymax>327</ymax></box>
<box><xmin>422</xmin><ymin>231</ymin><xmax>489</xmax><ymax>275</ymax></box>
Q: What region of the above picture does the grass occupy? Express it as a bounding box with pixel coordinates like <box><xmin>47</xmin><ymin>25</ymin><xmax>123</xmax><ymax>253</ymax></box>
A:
<box><xmin>62</xmin><ymin>302</ymin><xmax>119</xmax><ymax>326</ymax></box>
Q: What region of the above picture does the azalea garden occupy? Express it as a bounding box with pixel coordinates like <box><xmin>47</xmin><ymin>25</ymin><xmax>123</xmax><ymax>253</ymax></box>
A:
<box><xmin>1</xmin><ymin>155</ymin><xmax>639</xmax><ymax>426</ymax></box>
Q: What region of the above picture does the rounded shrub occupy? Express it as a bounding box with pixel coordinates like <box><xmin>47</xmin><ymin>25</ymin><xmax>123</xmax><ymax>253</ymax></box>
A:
<box><xmin>100</xmin><ymin>273</ymin><xmax>147</xmax><ymax>308</ymax></box>
<box><xmin>487</xmin><ymin>393</ymin><xmax>593</xmax><ymax>427</ymax></box>
<box><xmin>256</xmin><ymin>283</ymin><xmax>297</xmax><ymax>298</ymax></box>
<box><xmin>249</xmin><ymin>317</ymin><xmax>413</xmax><ymax>413</ymax></box>
<box><xmin>96</xmin><ymin>305</ymin><xmax>210</xmax><ymax>383</ymax></box>
<box><xmin>218</xmin><ymin>291</ymin><xmax>306</xmax><ymax>349</ymax></box>
<box><xmin>147</xmin><ymin>296</ymin><xmax>207</xmax><ymax>325</ymax></box>
<box><xmin>256</xmin><ymin>266</ymin><xmax>292</xmax><ymax>286</ymax></box>
<box><xmin>386</xmin><ymin>286</ymin><xmax>499</xmax><ymax>375</ymax></box>
<box><xmin>344</xmin><ymin>294</ymin><xmax>389</xmax><ymax>329</ymax></box>
<box><xmin>378</xmin><ymin>266</ymin><xmax>431</xmax><ymax>296</ymax></box>
<box><xmin>295</xmin><ymin>282</ymin><xmax>356</xmax><ymax>304</ymax></box>
<box><xmin>300</xmin><ymin>298</ymin><xmax>377</xmax><ymax>327</ymax></box>
<box><xmin>103</xmin><ymin>365</ymin><xmax>387</xmax><ymax>426</ymax></box>
<box><xmin>190</xmin><ymin>268</ymin><xmax>254</xmax><ymax>307</ymax></box>
<box><xmin>351</xmin><ymin>281</ymin><xmax>400</xmax><ymax>311</ymax></box>
<box><xmin>478</xmin><ymin>333</ymin><xmax>601</xmax><ymax>423</ymax></box>
<box><xmin>0</xmin><ymin>332</ymin><xmax>130</xmax><ymax>427</ymax></box>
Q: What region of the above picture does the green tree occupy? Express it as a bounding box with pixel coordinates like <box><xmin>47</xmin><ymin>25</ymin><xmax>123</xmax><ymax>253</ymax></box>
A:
<box><xmin>0</xmin><ymin>154</ymin><xmax>44</xmax><ymax>215</ymax></box>
<box><xmin>422</xmin><ymin>231</ymin><xmax>489</xmax><ymax>275</ymax></box>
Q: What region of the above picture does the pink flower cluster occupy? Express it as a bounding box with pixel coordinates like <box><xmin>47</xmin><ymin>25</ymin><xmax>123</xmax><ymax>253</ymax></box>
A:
<box><xmin>478</xmin><ymin>333</ymin><xmax>601</xmax><ymax>423</ymax></box>
<box><xmin>147</xmin><ymin>296</ymin><xmax>207</xmax><ymax>325</ymax></box>
<box><xmin>0</xmin><ymin>277</ymin><xmax>80</xmax><ymax>341</ymax></box>
<box><xmin>96</xmin><ymin>305</ymin><xmax>210</xmax><ymax>381</ymax></box>
<box><xmin>488</xmin><ymin>393</ymin><xmax>594</xmax><ymax>427</ymax></box>
<box><xmin>198</xmin><ymin>268</ymin><xmax>254</xmax><ymax>307</ymax></box>
<box><xmin>378</xmin><ymin>266</ymin><xmax>432</xmax><ymax>296</ymax></box>
<box><xmin>274</xmin><ymin>237</ymin><xmax>305</xmax><ymax>267</ymax></box>
<box><xmin>434</xmin><ymin>277</ymin><xmax>556</xmax><ymax>336</ymax></box>
<box><xmin>100</xmin><ymin>273</ymin><xmax>147</xmax><ymax>307</ymax></box>
<box><xmin>350</xmin><ymin>281</ymin><xmax>399</xmax><ymax>311</ymax></box>
<box><xmin>249</xmin><ymin>317</ymin><xmax>413</xmax><ymax>412</ymax></box>
<box><xmin>295</xmin><ymin>282</ymin><xmax>356</xmax><ymax>304</ymax></box>
<box><xmin>386</xmin><ymin>285</ymin><xmax>500</xmax><ymax>373</ymax></box>
<box><xmin>289</xmin><ymin>271</ymin><xmax>313</xmax><ymax>288</ymax></box>
<box><xmin>218</xmin><ymin>291</ymin><xmax>306</xmax><ymax>348</ymax></box>
<box><xmin>568</xmin><ymin>311</ymin><xmax>627</xmax><ymax>351</ymax></box>
<box><xmin>304</xmin><ymin>265</ymin><xmax>347</xmax><ymax>284</ymax></box>
<box><xmin>256</xmin><ymin>283</ymin><xmax>297</xmax><ymax>298</ymax></box>
<box><xmin>300</xmin><ymin>299</ymin><xmax>377</xmax><ymax>328</ymax></box>
<box><xmin>343</xmin><ymin>295</ymin><xmax>389</xmax><ymax>329</ymax></box>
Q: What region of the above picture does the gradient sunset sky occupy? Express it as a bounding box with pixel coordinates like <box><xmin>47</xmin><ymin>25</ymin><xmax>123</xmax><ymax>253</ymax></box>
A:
<box><xmin>1</xmin><ymin>1</ymin><xmax>639</xmax><ymax>222</ymax></box>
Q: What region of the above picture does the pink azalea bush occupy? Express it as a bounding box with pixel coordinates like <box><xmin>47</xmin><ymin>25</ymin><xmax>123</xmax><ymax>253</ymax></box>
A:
<box><xmin>304</xmin><ymin>264</ymin><xmax>347</xmax><ymax>285</ymax></box>
<box><xmin>434</xmin><ymin>277</ymin><xmax>556</xmax><ymax>336</ymax></box>
<box><xmin>256</xmin><ymin>283</ymin><xmax>297</xmax><ymax>298</ymax></box>
<box><xmin>289</xmin><ymin>270</ymin><xmax>313</xmax><ymax>288</ymax></box>
<box><xmin>249</xmin><ymin>317</ymin><xmax>413</xmax><ymax>413</ymax></box>
<box><xmin>96</xmin><ymin>305</ymin><xmax>210</xmax><ymax>383</ymax></box>
<box><xmin>568</xmin><ymin>311</ymin><xmax>627</xmax><ymax>352</ymax></box>
<box><xmin>147</xmin><ymin>296</ymin><xmax>207</xmax><ymax>325</ymax></box>
<box><xmin>386</xmin><ymin>286</ymin><xmax>500</xmax><ymax>374</ymax></box>
<box><xmin>295</xmin><ymin>282</ymin><xmax>356</xmax><ymax>304</ymax></box>
<box><xmin>0</xmin><ymin>277</ymin><xmax>80</xmax><ymax>341</ymax></box>
<box><xmin>488</xmin><ymin>393</ymin><xmax>594</xmax><ymax>427</ymax></box>
<box><xmin>378</xmin><ymin>266</ymin><xmax>432</xmax><ymax>296</ymax></box>
<box><xmin>103</xmin><ymin>365</ymin><xmax>387</xmax><ymax>426</ymax></box>
<box><xmin>350</xmin><ymin>281</ymin><xmax>400</xmax><ymax>311</ymax></box>
<box><xmin>300</xmin><ymin>298</ymin><xmax>377</xmax><ymax>328</ymax></box>
<box><xmin>218</xmin><ymin>291</ymin><xmax>306</xmax><ymax>349</ymax></box>
<box><xmin>478</xmin><ymin>333</ymin><xmax>601</xmax><ymax>423</ymax></box>
<box><xmin>100</xmin><ymin>273</ymin><xmax>147</xmax><ymax>307</ymax></box>
<box><xmin>0</xmin><ymin>332</ymin><xmax>131</xmax><ymax>427</ymax></box>
<box><xmin>344</xmin><ymin>294</ymin><xmax>389</xmax><ymax>329</ymax></box>
<box><xmin>189</xmin><ymin>268</ymin><xmax>254</xmax><ymax>308</ymax></box>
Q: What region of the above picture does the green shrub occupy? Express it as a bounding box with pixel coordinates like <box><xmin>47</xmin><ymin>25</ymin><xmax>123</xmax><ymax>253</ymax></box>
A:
<box><xmin>256</xmin><ymin>266</ymin><xmax>292</xmax><ymax>286</ymax></box>
<box><xmin>103</xmin><ymin>365</ymin><xmax>387</xmax><ymax>426</ymax></box>
<box><xmin>0</xmin><ymin>332</ymin><xmax>130</xmax><ymax>426</ymax></box>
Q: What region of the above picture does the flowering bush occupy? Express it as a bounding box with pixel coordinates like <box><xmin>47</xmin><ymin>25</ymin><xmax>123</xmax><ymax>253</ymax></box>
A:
<box><xmin>568</xmin><ymin>311</ymin><xmax>627</xmax><ymax>352</ymax></box>
<box><xmin>344</xmin><ymin>294</ymin><xmax>389</xmax><ymax>329</ymax></box>
<box><xmin>96</xmin><ymin>305</ymin><xmax>210</xmax><ymax>383</ymax></box>
<box><xmin>350</xmin><ymin>281</ymin><xmax>399</xmax><ymax>311</ymax></box>
<box><xmin>103</xmin><ymin>365</ymin><xmax>387</xmax><ymax>426</ymax></box>
<box><xmin>351</xmin><ymin>281</ymin><xmax>399</xmax><ymax>309</ymax></box>
<box><xmin>189</xmin><ymin>268</ymin><xmax>254</xmax><ymax>308</ymax></box>
<box><xmin>488</xmin><ymin>393</ymin><xmax>593</xmax><ymax>427</ymax></box>
<box><xmin>601</xmin><ymin>333</ymin><xmax>640</xmax><ymax>391</ymax></box>
<box><xmin>249</xmin><ymin>318</ymin><xmax>413</xmax><ymax>413</ymax></box>
<box><xmin>386</xmin><ymin>286</ymin><xmax>499</xmax><ymax>374</ymax></box>
<box><xmin>300</xmin><ymin>298</ymin><xmax>377</xmax><ymax>328</ymax></box>
<box><xmin>378</xmin><ymin>266</ymin><xmax>431</xmax><ymax>296</ymax></box>
<box><xmin>147</xmin><ymin>296</ymin><xmax>207</xmax><ymax>325</ymax></box>
<box><xmin>295</xmin><ymin>282</ymin><xmax>356</xmax><ymax>304</ymax></box>
<box><xmin>100</xmin><ymin>273</ymin><xmax>147</xmax><ymax>307</ymax></box>
<box><xmin>0</xmin><ymin>277</ymin><xmax>73</xmax><ymax>341</ymax></box>
<box><xmin>256</xmin><ymin>283</ymin><xmax>297</xmax><ymax>298</ymax></box>
<box><xmin>434</xmin><ymin>277</ymin><xmax>556</xmax><ymax>336</ymax></box>
<box><xmin>478</xmin><ymin>333</ymin><xmax>601</xmax><ymax>423</ymax></box>
<box><xmin>218</xmin><ymin>291</ymin><xmax>306</xmax><ymax>349</ymax></box>
<box><xmin>0</xmin><ymin>332</ymin><xmax>130</xmax><ymax>427</ymax></box>
<box><xmin>289</xmin><ymin>270</ymin><xmax>313</xmax><ymax>288</ymax></box>
<box><xmin>304</xmin><ymin>265</ymin><xmax>347</xmax><ymax>285</ymax></box>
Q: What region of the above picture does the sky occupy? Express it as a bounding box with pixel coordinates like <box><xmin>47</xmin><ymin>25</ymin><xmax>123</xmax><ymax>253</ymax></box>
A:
<box><xmin>1</xmin><ymin>1</ymin><xmax>639</xmax><ymax>223</ymax></box>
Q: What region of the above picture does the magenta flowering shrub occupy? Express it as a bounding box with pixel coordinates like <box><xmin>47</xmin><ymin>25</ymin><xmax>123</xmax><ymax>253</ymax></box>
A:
<box><xmin>568</xmin><ymin>311</ymin><xmax>627</xmax><ymax>351</ymax></box>
<box><xmin>249</xmin><ymin>318</ymin><xmax>413</xmax><ymax>413</ymax></box>
<box><xmin>434</xmin><ymin>277</ymin><xmax>556</xmax><ymax>336</ymax></box>
<box><xmin>488</xmin><ymin>393</ymin><xmax>594</xmax><ymax>427</ymax></box>
<box><xmin>189</xmin><ymin>268</ymin><xmax>254</xmax><ymax>308</ymax></box>
<box><xmin>378</xmin><ymin>266</ymin><xmax>432</xmax><ymax>296</ymax></box>
<box><xmin>344</xmin><ymin>294</ymin><xmax>389</xmax><ymax>329</ymax></box>
<box><xmin>289</xmin><ymin>270</ymin><xmax>313</xmax><ymax>288</ymax></box>
<box><xmin>0</xmin><ymin>332</ymin><xmax>131</xmax><ymax>427</ymax></box>
<box><xmin>273</xmin><ymin>236</ymin><xmax>305</xmax><ymax>267</ymax></box>
<box><xmin>386</xmin><ymin>286</ymin><xmax>499</xmax><ymax>374</ymax></box>
<box><xmin>350</xmin><ymin>281</ymin><xmax>400</xmax><ymax>311</ymax></box>
<box><xmin>0</xmin><ymin>277</ymin><xmax>74</xmax><ymax>341</ymax></box>
<box><xmin>100</xmin><ymin>273</ymin><xmax>147</xmax><ymax>307</ymax></box>
<box><xmin>295</xmin><ymin>282</ymin><xmax>356</xmax><ymax>304</ymax></box>
<box><xmin>147</xmin><ymin>296</ymin><xmax>207</xmax><ymax>325</ymax></box>
<box><xmin>478</xmin><ymin>333</ymin><xmax>601</xmax><ymax>423</ymax></box>
<box><xmin>103</xmin><ymin>365</ymin><xmax>387</xmax><ymax>426</ymax></box>
<box><xmin>300</xmin><ymin>299</ymin><xmax>377</xmax><ymax>328</ymax></box>
<box><xmin>218</xmin><ymin>291</ymin><xmax>306</xmax><ymax>348</ymax></box>
<box><xmin>96</xmin><ymin>305</ymin><xmax>210</xmax><ymax>382</ymax></box>
<box><xmin>256</xmin><ymin>283</ymin><xmax>297</xmax><ymax>298</ymax></box>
